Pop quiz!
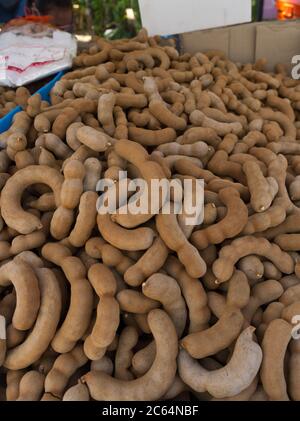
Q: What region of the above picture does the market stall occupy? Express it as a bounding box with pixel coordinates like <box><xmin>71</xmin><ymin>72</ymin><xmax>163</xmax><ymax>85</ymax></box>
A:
<box><xmin>0</xmin><ymin>0</ymin><xmax>299</xmax><ymax>409</ymax></box>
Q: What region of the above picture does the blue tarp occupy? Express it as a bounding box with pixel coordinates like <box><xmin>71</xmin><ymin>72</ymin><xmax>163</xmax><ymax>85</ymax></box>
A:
<box><xmin>0</xmin><ymin>71</ymin><xmax>64</xmax><ymax>134</ymax></box>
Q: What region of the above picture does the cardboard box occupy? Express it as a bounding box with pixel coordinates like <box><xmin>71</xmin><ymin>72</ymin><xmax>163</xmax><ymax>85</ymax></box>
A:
<box><xmin>180</xmin><ymin>20</ymin><xmax>300</xmax><ymax>71</ymax></box>
<box><xmin>138</xmin><ymin>0</ymin><xmax>252</xmax><ymax>36</ymax></box>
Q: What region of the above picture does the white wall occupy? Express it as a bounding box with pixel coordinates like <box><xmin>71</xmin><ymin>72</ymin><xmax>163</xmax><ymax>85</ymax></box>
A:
<box><xmin>139</xmin><ymin>0</ymin><xmax>252</xmax><ymax>36</ymax></box>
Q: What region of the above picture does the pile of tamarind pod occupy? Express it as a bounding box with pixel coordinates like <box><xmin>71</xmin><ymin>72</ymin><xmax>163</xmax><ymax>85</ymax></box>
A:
<box><xmin>0</xmin><ymin>27</ymin><xmax>300</xmax><ymax>402</ymax></box>
<box><xmin>0</xmin><ymin>87</ymin><xmax>35</xmax><ymax>118</ymax></box>
<box><xmin>0</xmin><ymin>87</ymin><xmax>17</xmax><ymax>118</ymax></box>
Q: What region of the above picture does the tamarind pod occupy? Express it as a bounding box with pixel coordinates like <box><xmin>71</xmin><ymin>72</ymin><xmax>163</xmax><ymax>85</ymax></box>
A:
<box><xmin>256</xmin><ymin>301</ymin><xmax>285</xmax><ymax>340</ymax></box>
<box><xmin>226</xmin><ymin>270</ymin><xmax>251</xmax><ymax>310</ymax></box>
<box><xmin>0</xmin><ymin>261</ymin><xmax>40</xmax><ymax>331</ymax></box>
<box><xmin>131</xmin><ymin>341</ymin><xmax>156</xmax><ymax>376</ymax></box>
<box><xmin>261</xmin><ymin>319</ymin><xmax>292</xmax><ymax>401</ymax></box>
<box><xmin>53</xmin><ymin>259</ymin><xmax>93</xmax><ymax>353</ymax></box>
<box><xmin>260</xmin><ymin>213</ymin><xmax>300</xmax><ymax>240</ymax></box>
<box><xmin>90</xmin><ymin>355</ymin><xmax>114</xmax><ymax>374</ymax></box>
<box><xmin>208</xmin><ymin>150</ymin><xmax>246</xmax><ymax>184</ymax></box>
<box><xmin>115</xmin><ymin>93</ymin><xmax>147</xmax><ymax>109</ymax></box>
<box><xmin>279</xmin><ymin>85</ymin><xmax>300</xmax><ymax>102</ymax></box>
<box><xmin>268</xmin><ymin>142</ymin><xmax>300</xmax><ymax>156</ymax></box>
<box><xmin>191</xmin><ymin>110</ymin><xmax>243</xmax><ymax>136</ymax></box>
<box><xmin>63</xmin><ymin>383</ymin><xmax>90</xmax><ymax>401</ymax></box>
<box><xmin>162</xmin><ymin>376</ymin><xmax>188</xmax><ymax>400</ymax></box>
<box><xmin>164</xmin><ymin>256</ymin><xmax>210</xmax><ymax>333</ymax></box>
<box><xmin>242</xmin><ymin>280</ymin><xmax>284</xmax><ymax>323</ymax></box>
<box><xmin>174</xmin><ymin>158</ymin><xmax>217</xmax><ymax>183</ymax></box>
<box><xmin>84</xmin><ymin>296</ymin><xmax>119</xmax><ymax>360</ymax></box>
<box><xmin>82</xmin><ymin>309</ymin><xmax>178</xmax><ymax>401</ymax></box>
<box><xmin>156</xmin><ymin>212</ymin><xmax>206</xmax><ymax>278</ymax></box>
<box><xmin>142</xmin><ymin>273</ymin><xmax>187</xmax><ymax>336</ymax></box>
<box><xmin>6</xmin><ymin>324</ymin><xmax>26</xmax><ymax>349</ymax></box>
<box><xmin>35</xmin><ymin>134</ymin><xmax>72</xmax><ymax>160</ymax></box>
<box><xmin>111</xmin><ymin>148</ymin><xmax>167</xmax><ymax>228</ymax></box>
<box><xmin>289</xmin><ymin>339</ymin><xmax>300</xmax><ymax>401</ymax></box>
<box><xmin>191</xmin><ymin>188</ymin><xmax>248</xmax><ymax>250</ymax></box>
<box><xmin>115</xmin><ymin>326</ymin><xmax>139</xmax><ymax>380</ymax></box>
<box><xmin>1</xmin><ymin>165</ymin><xmax>63</xmax><ymax>234</ymax></box>
<box><xmin>27</xmin><ymin>192</ymin><xmax>56</xmax><ymax>212</ymax></box>
<box><xmin>181</xmin><ymin>307</ymin><xmax>244</xmax><ymax>359</ymax></box>
<box><xmin>212</xmin><ymin>236</ymin><xmax>294</xmax><ymax>284</ymax></box>
<box><xmin>83</xmin><ymin>263</ymin><xmax>120</xmax><ymax>359</ymax></box>
<box><xmin>117</xmin><ymin>289</ymin><xmax>159</xmax><ymax>314</ymax></box>
<box><xmin>45</xmin><ymin>344</ymin><xmax>88</xmax><ymax>399</ymax></box>
<box><xmin>149</xmin><ymin>100</ymin><xmax>187</xmax><ymax>131</ymax></box>
<box><xmin>68</xmin><ymin>191</ymin><xmax>98</xmax><ymax>247</ymax></box>
<box><xmin>81</xmin><ymin>46</ymin><xmax>111</xmax><ymax>67</ymax></box>
<box><xmin>179</xmin><ymin>327</ymin><xmax>262</xmax><ymax>399</ymax></box>
<box><xmin>281</xmin><ymin>302</ymin><xmax>300</xmax><ymax>323</ymax></box>
<box><xmin>85</xmin><ymin>237</ymin><xmax>134</xmax><ymax>274</ymax></box>
<box><xmin>128</xmin><ymin>127</ymin><xmax>176</xmax><ymax>146</ymax></box>
<box><xmin>61</xmin><ymin>66</ymin><xmax>96</xmax><ymax>80</ymax></box>
<box><xmin>6</xmin><ymin>369</ymin><xmax>26</xmax><ymax>401</ymax></box>
<box><xmin>40</xmin><ymin>393</ymin><xmax>61</xmax><ymax>401</ymax></box>
<box><xmin>274</xmin><ymin>233</ymin><xmax>300</xmax><ymax>251</ymax></box>
<box><xmin>52</xmin><ymin>107</ymin><xmax>79</xmax><ymax>139</ymax></box>
<box><xmin>4</xmin><ymin>268</ymin><xmax>61</xmax><ymax>369</ymax></box>
<box><xmin>125</xmin><ymin>72</ymin><xmax>144</xmax><ymax>93</ymax></box>
<box><xmin>77</xmin><ymin>126</ymin><xmax>115</xmax><ymax>152</ymax></box>
<box><xmin>262</xmin><ymin>261</ymin><xmax>281</xmax><ymax>280</ymax></box>
<box><xmin>16</xmin><ymin>370</ymin><xmax>45</xmax><ymax>401</ymax></box>
<box><xmin>97</xmin><ymin>92</ymin><xmax>116</xmax><ymax>136</ymax></box>
<box><xmin>260</xmin><ymin>108</ymin><xmax>296</xmax><ymax>140</ymax></box>
<box><xmin>242</xmin><ymin>198</ymin><xmax>286</xmax><ymax>235</ymax></box>
<box><xmin>83</xmin><ymin>157</ymin><xmax>102</xmax><ymax>191</ymax></box>
<box><xmin>279</xmin><ymin>284</ymin><xmax>300</xmax><ymax>306</ymax></box>
<box><xmin>268</xmin><ymin>154</ymin><xmax>297</xmax><ymax>214</ymax></box>
<box><xmin>34</xmin><ymin>110</ymin><xmax>61</xmax><ymax>132</ymax></box>
<box><xmin>0</xmin><ymin>291</ymin><xmax>16</xmax><ymax>325</ymax></box>
<box><xmin>288</xmin><ymin>175</ymin><xmax>300</xmax><ymax>201</ymax></box>
<box><xmin>182</xmin><ymin>127</ymin><xmax>220</xmax><ymax>147</ymax></box>
<box><xmin>66</xmin><ymin>122</ymin><xmax>84</xmax><ymax>151</ymax></box>
<box><xmin>212</xmin><ymin>377</ymin><xmax>259</xmax><ymax>402</ymax></box>
<box><xmin>97</xmin><ymin>214</ymin><xmax>155</xmax><ymax>251</ymax></box>
<box><xmin>124</xmin><ymin>236</ymin><xmax>169</xmax><ymax>287</ymax></box>
<box><xmin>243</xmin><ymin>160</ymin><xmax>277</xmax><ymax>212</ymax></box>
<box><xmin>237</xmin><ymin>256</ymin><xmax>264</xmax><ymax>284</ymax></box>
<box><xmin>158</xmin><ymin>141</ymin><xmax>209</xmax><ymax>158</ymax></box>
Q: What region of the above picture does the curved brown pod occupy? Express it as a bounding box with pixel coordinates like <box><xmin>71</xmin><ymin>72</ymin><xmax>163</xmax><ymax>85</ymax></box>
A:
<box><xmin>41</xmin><ymin>243</ymin><xmax>93</xmax><ymax>353</ymax></box>
<box><xmin>0</xmin><ymin>260</ymin><xmax>40</xmax><ymax>331</ymax></box>
<box><xmin>212</xmin><ymin>236</ymin><xmax>294</xmax><ymax>284</ymax></box>
<box><xmin>84</xmin><ymin>264</ymin><xmax>120</xmax><ymax>360</ymax></box>
<box><xmin>124</xmin><ymin>236</ymin><xmax>169</xmax><ymax>286</ymax></box>
<box><xmin>164</xmin><ymin>256</ymin><xmax>210</xmax><ymax>333</ymax></box>
<box><xmin>1</xmin><ymin>165</ymin><xmax>63</xmax><ymax>234</ymax></box>
<box><xmin>261</xmin><ymin>318</ymin><xmax>292</xmax><ymax>401</ymax></box>
<box><xmin>4</xmin><ymin>268</ymin><xmax>61</xmax><ymax>370</ymax></box>
<box><xmin>156</xmin><ymin>212</ymin><xmax>206</xmax><ymax>278</ymax></box>
<box><xmin>82</xmin><ymin>309</ymin><xmax>178</xmax><ymax>401</ymax></box>
<box><xmin>181</xmin><ymin>307</ymin><xmax>244</xmax><ymax>359</ymax></box>
<box><xmin>97</xmin><ymin>213</ymin><xmax>155</xmax><ymax>251</ymax></box>
<box><xmin>191</xmin><ymin>187</ymin><xmax>248</xmax><ymax>250</ymax></box>
<box><xmin>16</xmin><ymin>370</ymin><xmax>45</xmax><ymax>401</ymax></box>
<box><xmin>45</xmin><ymin>344</ymin><xmax>88</xmax><ymax>399</ymax></box>
<box><xmin>179</xmin><ymin>327</ymin><xmax>262</xmax><ymax>399</ymax></box>
<box><xmin>128</xmin><ymin>127</ymin><xmax>177</xmax><ymax>146</ymax></box>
